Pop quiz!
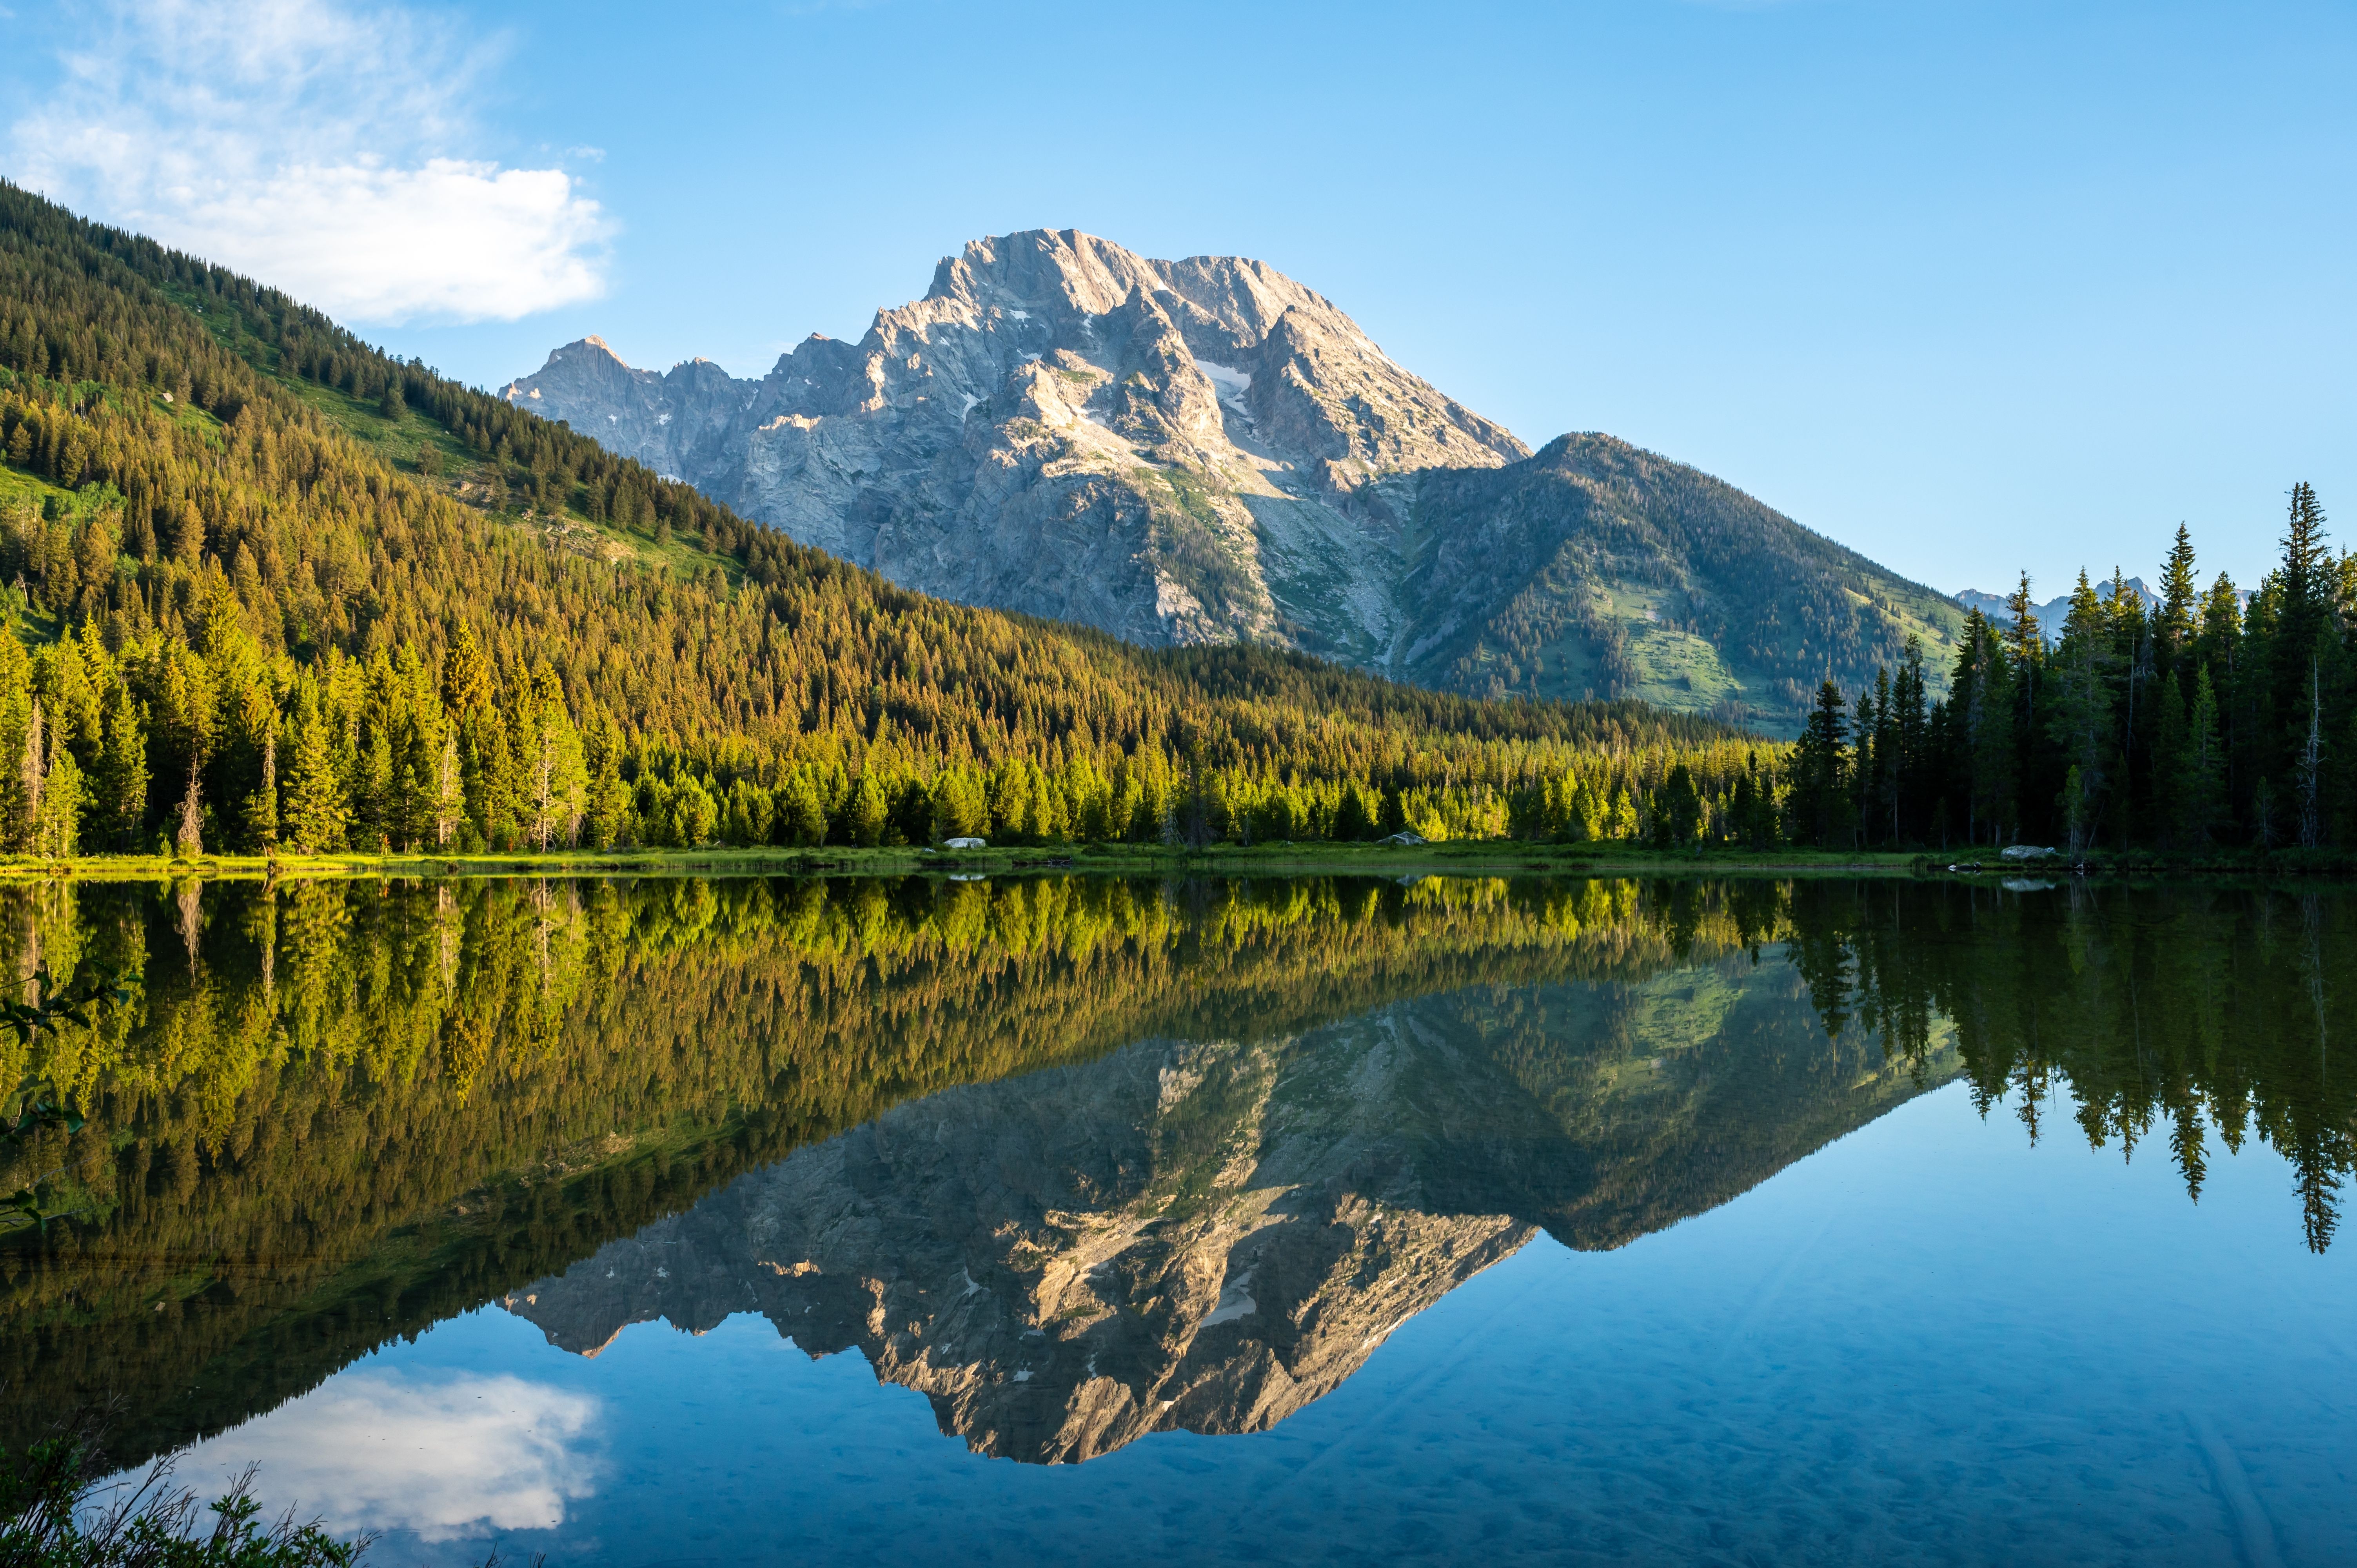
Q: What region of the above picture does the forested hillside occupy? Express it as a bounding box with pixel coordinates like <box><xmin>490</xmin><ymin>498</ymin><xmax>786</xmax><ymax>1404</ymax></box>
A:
<box><xmin>0</xmin><ymin>183</ymin><xmax>1761</xmax><ymax>857</ymax></box>
<box><xmin>1401</xmin><ymin>434</ymin><xmax>1966</xmax><ymax>728</ymax></box>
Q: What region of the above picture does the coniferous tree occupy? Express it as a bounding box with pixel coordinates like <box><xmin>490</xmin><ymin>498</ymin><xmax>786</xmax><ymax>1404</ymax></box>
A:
<box><xmin>283</xmin><ymin>683</ymin><xmax>347</xmax><ymax>853</ymax></box>
<box><xmin>2297</xmin><ymin>657</ymin><xmax>2326</xmax><ymax>849</ymax></box>
<box><xmin>244</xmin><ymin>727</ymin><xmax>277</xmax><ymax>850</ymax></box>
<box><xmin>96</xmin><ymin>688</ymin><xmax>149</xmax><ymax>851</ymax></box>
<box><xmin>846</xmin><ymin>771</ymin><xmax>889</xmax><ymax>848</ymax></box>
<box><xmin>1791</xmin><ymin>682</ymin><xmax>1850</xmax><ymax>848</ymax></box>
<box><xmin>779</xmin><ymin>773</ymin><xmax>826</xmax><ymax>848</ymax></box>
<box><xmin>2153</xmin><ymin>668</ymin><xmax>2188</xmax><ymax>847</ymax></box>
<box><xmin>2156</xmin><ymin>524</ymin><xmax>2199</xmax><ymax>668</ymax></box>
<box><xmin>15</xmin><ymin>699</ymin><xmax>45</xmax><ymax>853</ymax></box>
<box><xmin>36</xmin><ymin>726</ymin><xmax>82</xmax><ymax>857</ymax></box>
<box><xmin>1652</xmin><ymin>764</ymin><xmax>1701</xmax><ymax>848</ymax></box>
<box><xmin>2048</xmin><ymin>571</ymin><xmax>2113</xmax><ymax>852</ymax></box>
<box><xmin>2275</xmin><ymin>483</ymin><xmax>2333</xmax><ymax>795</ymax></box>
<box><xmin>1850</xmin><ymin>688</ymin><xmax>1876</xmax><ymax>847</ymax></box>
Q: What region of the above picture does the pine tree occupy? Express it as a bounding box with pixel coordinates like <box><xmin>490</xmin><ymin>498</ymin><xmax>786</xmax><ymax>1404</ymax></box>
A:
<box><xmin>96</xmin><ymin>688</ymin><xmax>148</xmax><ymax>851</ymax></box>
<box><xmin>2184</xmin><ymin>665</ymin><xmax>2226</xmax><ymax>846</ymax></box>
<box><xmin>848</xmin><ymin>772</ymin><xmax>889</xmax><ymax>847</ymax></box>
<box><xmin>2297</xmin><ymin>657</ymin><xmax>2325</xmax><ymax>849</ymax></box>
<box><xmin>36</xmin><ymin>728</ymin><xmax>82</xmax><ymax>857</ymax></box>
<box><xmin>435</xmin><ymin>733</ymin><xmax>462</xmax><ymax>848</ymax></box>
<box><xmin>440</xmin><ymin>620</ymin><xmax>494</xmax><ymax>719</ymax></box>
<box><xmin>360</xmin><ymin>720</ymin><xmax>394</xmax><ymax>850</ymax></box>
<box><xmin>1729</xmin><ymin>766</ymin><xmax>1758</xmax><ymax>850</ymax></box>
<box><xmin>16</xmin><ymin>697</ymin><xmax>45</xmax><ymax>853</ymax></box>
<box><xmin>1944</xmin><ymin>610</ymin><xmax>2012</xmax><ymax>845</ymax></box>
<box><xmin>1333</xmin><ymin>779</ymin><xmax>1375</xmax><ymax>842</ymax></box>
<box><xmin>1850</xmin><ymin>689</ymin><xmax>1876</xmax><ymax>848</ymax></box>
<box><xmin>523</xmin><ymin>664</ymin><xmax>587</xmax><ymax>849</ymax></box>
<box><xmin>2153</xmin><ymin>668</ymin><xmax>2187</xmax><ymax>848</ymax></box>
<box><xmin>2062</xmin><ymin>763</ymin><xmax>2092</xmax><ymax>855</ymax></box>
<box><xmin>1791</xmin><ymin>681</ymin><xmax>1850</xmax><ymax>848</ymax></box>
<box><xmin>2156</xmin><ymin>524</ymin><xmax>2198</xmax><ymax>666</ymax></box>
<box><xmin>283</xmin><ymin>685</ymin><xmax>348</xmax><ymax>853</ymax></box>
<box><xmin>2281</xmin><ymin>483</ymin><xmax>2332</xmax><ymax>631</ymax></box>
<box><xmin>779</xmin><ymin>773</ymin><xmax>826</xmax><ymax>847</ymax></box>
<box><xmin>2047</xmin><ymin>570</ymin><xmax>2114</xmax><ymax>849</ymax></box>
<box><xmin>1893</xmin><ymin>639</ymin><xmax>1928</xmax><ymax>845</ymax></box>
<box><xmin>1652</xmin><ymin>763</ymin><xmax>1701</xmax><ymax>848</ymax></box>
<box><xmin>583</xmin><ymin>724</ymin><xmax>625</xmax><ymax>850</ymax></box>
<box><xmin>243</xmin><ymin>726</ymin><xmax>277</xmax><ymax>850</ymax></box>
<box><xmin>2275</xmin><ymin>484</ymin><xmax>2333</xmax><ymax>794</ymax></box>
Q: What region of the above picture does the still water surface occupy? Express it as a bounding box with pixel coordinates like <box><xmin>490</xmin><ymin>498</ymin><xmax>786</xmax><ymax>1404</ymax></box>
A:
<box><xmin>4</xmin><ymin>875</ymin><xmax>2352</xmax><ymax>1564</ymax></box>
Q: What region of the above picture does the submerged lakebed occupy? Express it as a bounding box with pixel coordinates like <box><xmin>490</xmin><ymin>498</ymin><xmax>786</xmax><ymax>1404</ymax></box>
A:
<box><xmin>4</xmin><ymin>874</ymin><xmax>2353</xmax><ymax>1565</ymax></box>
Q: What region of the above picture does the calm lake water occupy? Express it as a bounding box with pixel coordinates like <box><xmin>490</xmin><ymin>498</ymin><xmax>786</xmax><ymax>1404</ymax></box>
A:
<box><xmin>5</xmin><ymin>875</ymin><xmax>2353</xmax><ymax>1566</ymax></box>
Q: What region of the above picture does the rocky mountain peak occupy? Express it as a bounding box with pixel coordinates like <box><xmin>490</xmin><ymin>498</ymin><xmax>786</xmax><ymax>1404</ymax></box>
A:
<box><xmin>508</xmin><ymin>229</ymin><xmax>1961</xmax><ymax>732</ymax></box>
<box><xmin>505</xmin><ymin>228</ymin><xmax>1529</xmax><ymax>652</ymax></box>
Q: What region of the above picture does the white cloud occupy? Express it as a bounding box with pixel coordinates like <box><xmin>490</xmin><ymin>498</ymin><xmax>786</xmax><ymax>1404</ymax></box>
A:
<box><xmin>177</xmin><ymin>1370</ymin><xmax>602</xmax><ymax>1541</ymax></box>
<box><xmin>8</xmin><ymin>0</ymin><xmax>608</xmax><ymax>324</ymax></box>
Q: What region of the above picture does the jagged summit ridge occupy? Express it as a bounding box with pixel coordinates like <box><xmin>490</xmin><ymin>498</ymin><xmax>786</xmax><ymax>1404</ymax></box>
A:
<box><xmin>511</xmin><ymin>228</ymin><xmax>1966</xmax><ymax>732</ymax></box>
<box><xmin>506</xmin><ymin>228</ymin><xmax>1525</xmax><ymax>653</ymax></box>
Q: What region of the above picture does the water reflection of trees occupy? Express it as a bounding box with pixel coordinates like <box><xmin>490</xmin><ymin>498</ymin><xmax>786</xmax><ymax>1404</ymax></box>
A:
<box><xmin>0</xmin><ymin>872</ymin><xmax>1745</xmax><ymax>1459</ymax></box>
<box><xmin>1782</xmin><ymin>881</ymin><xmax>2357</xmax><ymax>1253</ymax></box>
<box><xmin>5</xmin><ymin>873</ymin><xmax>2351</xmax><ymax>1466</ymax></box>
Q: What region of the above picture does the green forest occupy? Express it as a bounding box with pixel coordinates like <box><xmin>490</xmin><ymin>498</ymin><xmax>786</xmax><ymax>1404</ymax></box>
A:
<box><xmin>0</xmin><ymin>182</ymin><xmax>1768</xmax><ymax>861</ymax></box>
<box><xmin>1779</xmin><ymin>501</ymin><xmax>2357</xmax><ymax>855</ymax></box>
<box><xmin>4</xmin><ymin>180</ymin><xmax>2348</xmax><ymax>862</ymax></box>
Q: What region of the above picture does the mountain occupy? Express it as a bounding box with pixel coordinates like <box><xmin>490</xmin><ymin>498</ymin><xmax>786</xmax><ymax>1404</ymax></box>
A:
<box><xmin>504</xmin><ymin>230</ymin><xmax>1527</xmax><ymax>654</ymax></box>
<box><xmin>1398</xmin><ymin>434</ymin><xmax>1965</xmax><ymax>728</ymax></box>
<box><xmin>1953</xmin><ymin>577</ymin><xmax>2154</xmax><ymax>644</ymax></box>
<box><xmin>510</xmin><ymin>230</ymin><xmax>1964</xmax><ymax>733</ymax></box>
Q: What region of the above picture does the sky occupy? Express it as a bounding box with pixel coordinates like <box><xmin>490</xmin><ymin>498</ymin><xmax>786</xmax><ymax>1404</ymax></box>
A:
<box><xmin>3</xmin><ymin>0</ymin><xmax>2350</xmax><ymax>599</ymax></box>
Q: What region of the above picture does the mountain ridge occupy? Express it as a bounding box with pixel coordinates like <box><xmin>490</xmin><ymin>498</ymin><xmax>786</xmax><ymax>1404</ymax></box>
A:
<box><xmin>510</xmin><ymin>230</ymin><xmax>1963</xmax><ymax>733</ymax></box>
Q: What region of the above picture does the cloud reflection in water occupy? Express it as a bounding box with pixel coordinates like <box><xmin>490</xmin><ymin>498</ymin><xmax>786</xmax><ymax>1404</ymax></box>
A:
<box><xmin>186</xmin><ymin>1370</ymin><xmax>601</xmax><ymax>1541</ymax></box>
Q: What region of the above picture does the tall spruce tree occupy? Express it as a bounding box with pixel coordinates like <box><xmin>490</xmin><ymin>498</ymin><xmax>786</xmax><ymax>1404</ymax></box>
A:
<box><xmin>2157</xmin><ymin>524</ymin><xmax>2199</xmax><ymax>668</ymax></box>
<box><xmin>283</xmin><ymin>682</ymin><xmax>348</xmax><ymax>853</ymax></box>
<box><xmin>1791</xmin><ymin>682</ymin><xmax>1850</xmax><ymax>848</ymax></box>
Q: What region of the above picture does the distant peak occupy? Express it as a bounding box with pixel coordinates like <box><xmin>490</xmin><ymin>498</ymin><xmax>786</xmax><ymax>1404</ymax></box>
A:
<box><xmin>551</xmin><ymin>336</ymin><xmax>630</xmax><ymax>368</ymax></box>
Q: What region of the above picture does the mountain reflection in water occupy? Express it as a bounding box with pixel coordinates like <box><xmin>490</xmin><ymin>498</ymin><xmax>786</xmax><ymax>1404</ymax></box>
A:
<box><xmin>3</xmin><ymin>874</ymin><xmax>2353</xmax><ymax>1475</ymax></box>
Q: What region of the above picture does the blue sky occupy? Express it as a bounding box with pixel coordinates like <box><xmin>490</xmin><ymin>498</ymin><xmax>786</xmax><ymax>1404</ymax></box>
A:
<box><xmin>5</xmin><ymin>0</ymin><xmax>2350</xmax><ymax>599</ymax></box>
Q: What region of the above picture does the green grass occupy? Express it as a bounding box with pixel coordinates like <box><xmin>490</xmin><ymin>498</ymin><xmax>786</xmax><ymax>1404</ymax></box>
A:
<box><xmin>0</xmin><ymin>839</ymin><xmax>1953</xmax><ymax>884</ymax></box>
<box><xmin>14</xmin><ymin>838</ymin><xmax>2343</xmax><ymax>884</ymax></box>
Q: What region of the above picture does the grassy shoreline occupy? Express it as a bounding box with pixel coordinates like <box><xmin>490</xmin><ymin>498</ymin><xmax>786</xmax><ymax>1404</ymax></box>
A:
<box><xmin>1</xmin><ymin>840</ymin><xmax>2352</xmax><ymax>882</ymax></box>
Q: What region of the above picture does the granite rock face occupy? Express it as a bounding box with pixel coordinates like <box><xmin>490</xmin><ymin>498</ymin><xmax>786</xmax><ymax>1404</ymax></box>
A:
<box><xmin>508</xmin><ymin>230</ymin><xmax>1967</xmax><ymax>732</ymax></box>
<box><xmin>505</xmin><ymin>229</ymin><xmax>1524</xmax><ymax>660</ymax></box>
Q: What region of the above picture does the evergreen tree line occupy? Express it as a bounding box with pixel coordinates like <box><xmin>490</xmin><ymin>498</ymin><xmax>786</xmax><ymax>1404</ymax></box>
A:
<box><xmin>1775</xmin><ymin>493</ymin><xmax>2357</xmax><ymax>852</ymax></box>
<box><xmin>0</xmin><ymin>181</ymin><xmax>1763</xmax><ymax>857</ymax></box>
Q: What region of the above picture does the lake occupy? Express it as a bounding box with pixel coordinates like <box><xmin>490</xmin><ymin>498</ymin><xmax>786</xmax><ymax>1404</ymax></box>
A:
<box><xmin>4</xmin><ymin>874</ymin><xmax>2352</xmax><ymax>1565</ymax></box>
